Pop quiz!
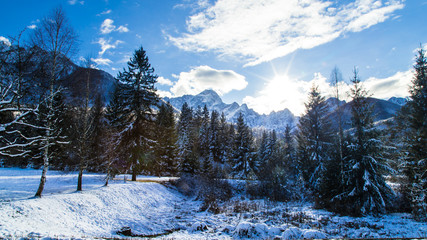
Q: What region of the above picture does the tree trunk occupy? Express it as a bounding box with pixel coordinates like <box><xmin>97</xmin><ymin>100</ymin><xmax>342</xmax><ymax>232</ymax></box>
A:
<box><xmin>132</xmin><ymin>170</ymin><xmax>137</xmax><ymax>181</ymax></box>
<box><xmin>35</xmin><ymin>147</ymin><xmax>49</xmax><ymax>197</ymax></box>
<box><xmin>77</xmin><ymin>167</ymin><xmax>83</xmax><ymax>191</ymax></box>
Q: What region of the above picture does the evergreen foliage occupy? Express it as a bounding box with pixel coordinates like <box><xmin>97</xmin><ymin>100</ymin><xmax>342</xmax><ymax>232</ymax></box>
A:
<box><xmin>153</xmin><ymin>102</ymin><xmax>178</xmax><ymax>176</ymax></box>
<box><xmin>177</xmin><ymin>102</ymin><xmax>199</xmax><ymax>174</ymax></box>
<box><xmin>329</xmin><ymin>69</ymin><xmax>395</xmax><ymax>216</ymax></box>
<box><xmin>231</xmin><ymin>112</ymin><xmax>255</xmax><ymax>179</ymax></box>
<box><xmin>403</xmin><ymin>47</ymin><xmax>427</xmax><ymax>221</ymax></box>
<box><xmin>296</xmin><ymin>85</ymin><xmax>333</xmax><ymax>192</ymax></box>
<box><xmin>110</xmin><ymin>46</ymin><xmax>159</xmax><ymax>181</ymax></box>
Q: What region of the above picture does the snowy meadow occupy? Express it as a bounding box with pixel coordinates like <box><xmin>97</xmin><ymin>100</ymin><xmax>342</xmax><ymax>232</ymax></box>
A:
<box><xmin>0</xmin><ymin>168</ymin><xmax>426</xmax><ymax>239</ymax></box>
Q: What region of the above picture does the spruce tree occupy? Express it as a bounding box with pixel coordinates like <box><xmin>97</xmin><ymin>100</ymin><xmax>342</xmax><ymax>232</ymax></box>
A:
<box><xmin>296</xmin><ymin>84</ymin><xmax>333</xmax><ymax>192</ymax></box>
<box><xmin>177</xmin><ymin>102</ymin><xmax>198</xmax><ymax>174</ymax></box>
<box><xmin>231</xmin><ymin>112</ymin><xmax>254</xmax><ymax>179</ymax></box>
<box><xmin>404</xmin><ymin>47</ymin><xmax>427</xmax><ymax>220</ymax></box>
<box><xmin>331</xmin><ymin>69</ymin><xmax>395</xmax><ymax>216</ymax></box>
<box><xmin>114</xmin><ymin>46</ymin><xmax>159</xmax><ymax>181</ymax></box>
<box><xmin>154</xmin><ymin>102</ymin><xmax>178</xmax><ymax>176</ymax></box>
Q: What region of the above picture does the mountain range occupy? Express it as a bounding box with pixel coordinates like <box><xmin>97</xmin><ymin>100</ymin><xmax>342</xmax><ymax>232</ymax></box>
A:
<box><xmin>164</xmin><ymin>89</ymin><xmax>405</xmax><ymax>132</ymax></box>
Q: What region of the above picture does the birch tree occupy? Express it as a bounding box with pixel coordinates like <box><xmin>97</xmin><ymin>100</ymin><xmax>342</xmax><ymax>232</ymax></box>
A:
<box><xmin>31</xmin><ymin>7</ymin><xmax>78</xmax><ymax>197</ymax></box>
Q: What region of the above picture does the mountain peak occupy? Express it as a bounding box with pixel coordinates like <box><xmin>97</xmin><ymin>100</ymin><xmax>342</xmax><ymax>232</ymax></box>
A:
<box><xmin>198</xmin><ymin>89</ymin><xmax>221</xmax><ymax>98</ymax></box>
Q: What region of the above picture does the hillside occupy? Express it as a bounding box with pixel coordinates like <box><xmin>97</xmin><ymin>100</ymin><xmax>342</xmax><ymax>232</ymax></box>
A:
<box><xmin>0</xmin><ymin>168</ymin><xmax>425</xmax><ymax>239</ymax></box>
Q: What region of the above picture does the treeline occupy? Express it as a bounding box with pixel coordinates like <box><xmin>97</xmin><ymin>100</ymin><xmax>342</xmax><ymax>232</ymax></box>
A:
<box><xmin>0</xmin><ymin>7</ymin><xmax>425</xmax><ymax>221</ymax></box>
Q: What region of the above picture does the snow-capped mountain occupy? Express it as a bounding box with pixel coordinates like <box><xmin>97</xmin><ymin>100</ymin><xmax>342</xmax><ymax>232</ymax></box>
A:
<box><xmin>164</xmin><ymin>90</ymin><xmax>296</xmax><ymax>132</ymax></box>
<box><xmin>387</xmin><ymin>97</ymin><xmax>408</xmax><ymax>106</ymax></box>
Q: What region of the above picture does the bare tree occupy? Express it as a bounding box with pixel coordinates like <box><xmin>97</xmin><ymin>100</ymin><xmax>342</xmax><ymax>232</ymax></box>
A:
<box><xmin>0</xmin><ymin>31</ymin><xmax>44</xmax><ymax>160</ymax></box>
<box><xmin>329</xmin><ymin>66</ymin><xmax>345</xmax><ymax>186</ymax></box>
<box><xmin>31</xmin><ymin>7</ymin><xmax>78</xmax><ymax>197</ymax></box>
<box><xmin>76</xmin><ymin>57</ymin><xmax>95</xmax><ymax>191</ymax></box>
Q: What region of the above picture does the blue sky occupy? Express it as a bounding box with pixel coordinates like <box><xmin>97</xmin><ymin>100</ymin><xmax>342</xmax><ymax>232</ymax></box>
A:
<box><xmin>1</xmin><ymin>0</ymin><xmax>426</xmax><ymax>115</ymax></box>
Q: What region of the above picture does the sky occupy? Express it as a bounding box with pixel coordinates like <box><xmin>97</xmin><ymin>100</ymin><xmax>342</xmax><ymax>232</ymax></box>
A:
<box><xmin>0</xmin><ymin>0</ymin><xmax>426</xmax><ymax>116</ymax></box>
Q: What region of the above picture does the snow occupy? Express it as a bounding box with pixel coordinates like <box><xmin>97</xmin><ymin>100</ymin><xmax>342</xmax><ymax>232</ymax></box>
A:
<box><xmin>1</xmin><ymin>168</ymin><xmax>426</xmax><ymax>239</ymax></box>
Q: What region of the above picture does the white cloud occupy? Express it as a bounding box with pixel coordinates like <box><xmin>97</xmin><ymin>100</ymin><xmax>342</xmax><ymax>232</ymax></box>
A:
<box><xmin>96</xmin><ymin>38</ymin><xmax>124</xmax><ymax>55</ymax></box>
<box><xmin>243</xmin><ymin>69</ymin><xmax>413</xmax><ymax>116</ymax></box>
<box><xmin>157</xmin><ymin>76</ymin><xmax>174</xmax><ymax>86</ymax></box>
<box><xmin>100</xmin><ymin>19</ymin><xmax>129</xmax><ymax>34</ymax></box>
<box><xmin>97</xmin><ymin>9</ymin><xmax>112</xmax><ymax>16</ymax></box>
<box><xmin>91</xmin><ymin>57</ymin><xmax>113</xmax><ymax>66</ymax></box>
<box><xmin>170</xmin><ymin>65</ymin><xmax>248</xmax><ymax>97</ymax></box>
<box><xmin>68</xmin><ymin>0</ymin><xmax>84</xmax><ymax>5</ymax></box>
<box><xmin>364</xmin><ymin>70</ymin><xmax>413</xmax><ymax>99</ymax></box>
<box><xmin>27</xmin><ymin>24</ymin><xmax>37</xmax><ymax>29</ymax></box>
<box><xmin>0</xmin><ymin>36</ymin><xmax>11</xmax><ymax>46</ymax></box>
<box><xmin>169</xmin><ymin>0</ymin><xmax>404</xmax><ymax>66</ymax></box>
<box><xmin>157</xmin><ymin>90</ymin><xmax>173</xmax><ymax>98</ymax></box>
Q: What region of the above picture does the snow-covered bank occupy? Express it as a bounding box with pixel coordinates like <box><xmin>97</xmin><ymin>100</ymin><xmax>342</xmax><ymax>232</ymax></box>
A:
<box><xmin>0</xmin><ymin>168</ymin><xmax>426</xmax><ymax>239</ymax></box>
<box><xmin>0</xmin><ymin>168</ymin><xmax>186</xmax><ymax>238</ymax></box>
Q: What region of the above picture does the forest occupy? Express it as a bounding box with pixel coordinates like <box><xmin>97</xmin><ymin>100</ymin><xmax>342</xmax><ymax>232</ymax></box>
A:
<box><xmin>1</xmin><ymin>7</ymin><xmax>426</xmax><ymax>223</ymax></box>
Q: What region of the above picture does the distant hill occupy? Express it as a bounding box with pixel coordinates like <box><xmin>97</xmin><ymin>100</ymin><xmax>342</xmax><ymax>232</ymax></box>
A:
<box><xmin>61</xmin><ymin>67</ymin><xmax>115</xmax><ymax>105</ymax></box>
<box><xmin>327</xmin><ymin>97</ymin><xmax>402</xmax><ymax>130</ymax></box>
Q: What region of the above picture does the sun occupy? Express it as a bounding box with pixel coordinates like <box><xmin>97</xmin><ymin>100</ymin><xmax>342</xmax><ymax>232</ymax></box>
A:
<box><xmin>243</xmin><ymin>73</ymin><xmax>309</xmax><ymax>116</ymax></box>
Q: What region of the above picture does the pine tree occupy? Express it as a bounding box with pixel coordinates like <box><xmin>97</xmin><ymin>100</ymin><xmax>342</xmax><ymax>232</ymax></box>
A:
<box><xmin>177</xmin><ymin>102</ymin><xmax>198</xmax><ymax>174</ymax></box>
<box><xmin>114</xmin><ymin>46</ymin><xmax>159</xmax><ymax>181</ymax></box>
<box><xmin>104</xmin><ymin>83</ymin><xmax>127</xmax><ymax>185</ymax></box>
<box><xmin>231</xmin><ymin>112</ymin><xmax>255</xmax><ymax>179</ymax></box>
<box><xmin>403</xmin><ymin>47</ymin><xmax>427</xmax><ymax>220</ymax></box>
<box><xmin>296</xmin><ymin>84</ymin><xmax>333</xmax><ymax>192</ymax></box>
<box><xmin>88</xmin><ymin>93</ymin><xmax>107</xmax><ymax>172</ymax></box>
<box><xmin>154</xmin><ymin>102</ymin><xmax>178</xmax><ymax>176</ymax></box>
<box><xmin>199</xmin><ymin>105</ymin><xmax>210</xmax><ymax>164</ymax></box>
<box><xmin>331</xmin><ymin>69</ymin><xmax>395</xmax><ymax>216</ymax></box>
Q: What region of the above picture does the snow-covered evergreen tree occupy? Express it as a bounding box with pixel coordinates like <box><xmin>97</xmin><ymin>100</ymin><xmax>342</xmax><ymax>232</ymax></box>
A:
<box><xmin>207</xmin><ymin>110</ymin><xmax>221</xmax><ymax>177</ymax></box>
<box><xmin>403</xmin><ymin>47</ymin><xmax>427</xmax><ymax>220</ymax></box>
<box><xmin>331</xmin><ymin>69</ymin><xmax>395</xmax><ymax>216</ymax></box>
<box><xmin>231</xmin><ymin>112</ymin><xmax>255</xmax><ymax>179</ymax></box>
<box><xmin>296</xmin><ymin>84</ymin><xmax>333</xmax><ymax>192</ymax></box>
<box><xmin>177</xmin><ymin>102</ymin><xmax>198</xmax><ymax>174</ymax></box>
<box><xmin>113</xmin><ymin>46</ymin><xmax>159</xmax><ymax>181</ymax></box>
<box><xmin>154</xmin><ymin>102</ymin><xmax>178</xmax><ymax>176</ymax></box>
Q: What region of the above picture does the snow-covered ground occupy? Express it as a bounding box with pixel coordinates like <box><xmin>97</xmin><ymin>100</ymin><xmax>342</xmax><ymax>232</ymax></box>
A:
<box><xmin>0</xmin><ymin>168</ymin><xmax>426</xmax><ymax>239</ymax></box>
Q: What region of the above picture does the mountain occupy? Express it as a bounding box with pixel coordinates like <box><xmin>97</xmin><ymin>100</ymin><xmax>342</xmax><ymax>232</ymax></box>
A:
<box><xmin>165</xmin><ymin>90</ymin><xmax>404</xmax><ymax>132</ymax></box>
<box><xmin>387</xmin><ymin>97</ymin><xmax>408</xmax><ymax>106</ymax></box>
<box><xmin>61</xmin><ymin>67</ymin><xmax>115</xmax><ymax>105</ymax></box>
<box><xmin>327</xmin><ymin>97</ymin><xmax>402</xmax><ymax>130</ymax></box>
<box><xmin>164</xmin><ymin>90</ymin><xmax>296</xmax><ymax>132</ymax></box>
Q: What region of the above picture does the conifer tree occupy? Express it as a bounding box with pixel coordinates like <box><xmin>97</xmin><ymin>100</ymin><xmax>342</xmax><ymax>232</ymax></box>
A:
<box><xmin>232</xmin><ymin>112</ymin><xmax>254</xmax><ymax>179</ymax></box>
<box><xmin>331</xmin><ymin>69</ymin><xmax>395</xmax><ymax>216</ymax></box>
<box><xmin>114</xmin><ymin>46</ymin><xmax>159</xmax><ymax>181</ymax></box>
<box><xmin>403</xmin><ymin>47</ymin><xmax>427</xmax><ymax>220</ymax></box>
<box><xmin>206</xmin><ymin>110</ymin><xmax>221</xmax><ymax>177</ymax></box>
<box><xmin>296</xmin><ymin>85</ymin><xmax>333</xmax><ymax>192</ymax></box>
<box><xmin>177</xmin><ymin>103</ymin><xmax>198</xmax><ymax>174</ymax></box>
<box><xmin>154</xmin><ymin>102</ymin><xmax>178</xmax><ymax>176</ymax></box>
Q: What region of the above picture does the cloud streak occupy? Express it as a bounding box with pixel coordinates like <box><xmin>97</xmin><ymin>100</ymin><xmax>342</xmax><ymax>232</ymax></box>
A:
<box><xmin>169</xmin><ymin>0</ymin><xmax>404</xmax><ymax>67</ymax></box>
<box><xmin>96</xmin><ymin>38</ymin><xmax>124</xmax><ymax>55</ymax></box>
<box><xmin>91</xmin><ymin>57</ymin><xmax>113</xmax><ymax>66</ymax></box>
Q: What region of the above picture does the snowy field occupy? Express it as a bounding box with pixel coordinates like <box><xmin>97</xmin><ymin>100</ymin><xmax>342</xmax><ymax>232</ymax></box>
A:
<box><xmin>0</xmin><ymin>168</ymin><xmax>426</xmax><ymax>239</ymax></box>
